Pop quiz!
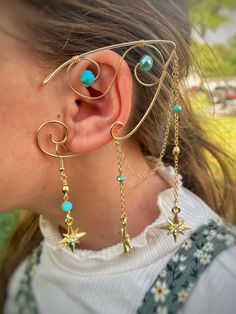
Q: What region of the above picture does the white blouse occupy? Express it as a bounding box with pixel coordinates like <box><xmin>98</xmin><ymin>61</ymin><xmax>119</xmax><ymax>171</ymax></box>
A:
<box><xmin>4</xmin><ymin>163</ymin><xmax>236</xmax><ymax>314</ymax></box>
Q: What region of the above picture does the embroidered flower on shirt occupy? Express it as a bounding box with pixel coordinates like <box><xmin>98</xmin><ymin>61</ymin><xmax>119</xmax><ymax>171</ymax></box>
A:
<box><xmin>159</xmin><ymin>270</ymin><xmax>167</xmax><ymax>278</ymax></box>
<box><xmin>178</xmin><ymin>264</ymin><xmax>186</xmax><ymax>272</ymax></box>
<box><xmin>202</xmin><ymin>229</ymin><xmax>209</xmax><ymax>235</ymax></box>
<box><xmin>225</xmin><ymin>234</ymin><xmax>235</xmax><ymax>247</ymax></box>
<box><xmin>172</xmin><ymin>254</ymin><xmax>179</xmax><ymax>262</ymax></box>
<box><xmin>155</xmin><ymin>305</ymin><xmax>168</xmax><ymax>314</ymax></box>
<box><xmin>216</xmin><ymin>233</ymin><xmax>225</xmax><ymax>240</ymax></box>
<box><xmin>151</xmin><ymin>281</ymin><xmax>170</xmax><ymax>302</ymax></box>
<box><xmin>209</xmin><ymin>230</ymin><xmax>216</xmax><ymax>237</ymax></box>
<box><xmin>177</xmin><ymin>289</ymin><xmax>188</xmax><ymax>303</ymax></box>
<box><xmin>199</xmin><ymin>252</ymin><xmax>211</xmax><ymax>265</ymax></box>
<box><xmin>193</xmin><ymin>249</ymin><xmax>204</xmax><ymax>259</ymax></box>
<box><xmin>179</xmin><ymin>255</ymin><xmax>187</xmax><ymax>262</ymax></box>
<box><xmin>183</xmin><ymin>239</ymin><xmax>192</xmax><ymax>250</ymax></box>
<box><xmin>202</xmin><ymin>242</ymin><xmax>214</xmax><ymax>252</ymax></box>
<box><xmin>186</xmin><ymin>282</ymin><xmax>194</xmax><ymax>293</ymax></box>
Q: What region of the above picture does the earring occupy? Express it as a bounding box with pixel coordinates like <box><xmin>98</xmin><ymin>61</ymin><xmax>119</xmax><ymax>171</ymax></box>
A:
<box><xmin>41</xmin><ymin>39</ymin><xmax>192</xmax><ymax>253</ymax></box>
<box><xmin>36</xmin><ymin>120</ymin><xmax>86</xmax><ymax>253</ymax></box>
<box><xmin>159</xmin><ymin>53</ymin><xmax>192</xmax><ymax>241</ymax></box>
<box><xmin>110</xmin><ymin>127</ymin><xmax>132</xmax><ymax>253</ymax></box>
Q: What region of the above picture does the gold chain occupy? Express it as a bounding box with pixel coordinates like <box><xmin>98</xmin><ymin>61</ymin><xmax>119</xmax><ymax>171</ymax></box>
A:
<box><xmin>115</xmin><ymin>139</ymin><xmax>132</xmax><ymax>253</ymax></box>
<box><xmin>119</xmin><ymin>51</ymin><xmax>179</xmax><ymax>180</ymax></box>
<box><xmin>115</xmin><ymin>140</ymin><xmax>126</xmax><ymax>213</ymax></box>
<box><xmin>172</xmin><ymin>53</ymin><xmax>180</xmax><ymax>208</ymax></box>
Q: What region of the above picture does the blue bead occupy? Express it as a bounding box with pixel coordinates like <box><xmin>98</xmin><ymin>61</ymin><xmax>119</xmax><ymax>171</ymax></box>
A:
<box><xmin>117</xmin><ymin>175</ymin><xmax>125</xmax><ymax>182</ymax></box>
<box><xmin>172</xmin><ymin>104</ymin><xmax>182</xmax><ymax>113</ymax></box>
<box><xmin>61</xmin><ymin>200</ymin><xmax>73</xmax><ymax>212</ymax></box>
<box><xmin>139</xmin><ymin>54</ymin><xmax>153</xmax><ymax>72</ymax></box>
<box><xmin>80</xmin><ymin>70</ymin><xmax>95</xmax><ymax>87</ymax></box>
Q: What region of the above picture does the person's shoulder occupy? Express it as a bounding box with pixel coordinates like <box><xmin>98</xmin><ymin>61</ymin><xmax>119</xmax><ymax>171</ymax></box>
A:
<box><xmin>180</xmin><ymin>244</ymin><xmax>236</xmax><ymax>314</ymax></box>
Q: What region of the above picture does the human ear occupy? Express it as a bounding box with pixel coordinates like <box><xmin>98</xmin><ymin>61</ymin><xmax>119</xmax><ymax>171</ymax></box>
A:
<box><xmin>62</xmin><ymin>49</ymin><xmax>133</xmax><ymax>154</ymax></box>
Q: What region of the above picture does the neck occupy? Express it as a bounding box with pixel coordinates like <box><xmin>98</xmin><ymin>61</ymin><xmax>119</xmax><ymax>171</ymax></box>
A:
<box><xmin>46</xmin><ymin>141</ymin><xmax>170</xmax><ymax>250</ymax></box>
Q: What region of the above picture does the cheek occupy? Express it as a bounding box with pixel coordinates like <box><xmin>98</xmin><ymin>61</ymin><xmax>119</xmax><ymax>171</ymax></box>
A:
<box><xmin>0</xmin><ymin>63</ymin><xmax>36</xmax><ymax>160</ymax></box>
<box><xmin>0</xmin><ymin>62</ymin><xmax>48</xmax><ymax>210</ymax></box>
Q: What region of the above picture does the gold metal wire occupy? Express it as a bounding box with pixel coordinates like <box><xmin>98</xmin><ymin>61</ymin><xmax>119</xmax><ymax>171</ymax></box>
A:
<box><xmin>36</xmin><ymin>120</ymin><xmax>79</xmax><ymax>158</ymax></box>
<box><xmin>112</xmin><ymin>51</ymin><xmax>178</xmax><ymax>180</ymax></box>
<box><xmin>40</xmin><ymin>39</ymin><xmax>183</xmax><ymax>250</ymax></box>
<box><xmin>43</xmin><ymin>39</ymin><xmax>176</xmax><ymax>86</ymax></box>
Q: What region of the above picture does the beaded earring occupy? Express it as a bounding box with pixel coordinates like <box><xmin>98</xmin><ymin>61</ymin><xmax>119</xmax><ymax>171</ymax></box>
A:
<box><xmin>36</xmin><ymin>121</ymin><xmax>86</xmax><ymax>253</ymax></box>
<box><xmin>40</xmin><ymin>39</ymin><xmax>192</xmax><ymax>254</ymax></box>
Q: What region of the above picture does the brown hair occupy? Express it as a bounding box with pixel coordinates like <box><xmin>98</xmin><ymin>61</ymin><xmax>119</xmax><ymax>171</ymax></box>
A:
<box><xmin>1</xmin><ymin>0</ymin><xmax>236</xmax><ymax>311</ymax></box>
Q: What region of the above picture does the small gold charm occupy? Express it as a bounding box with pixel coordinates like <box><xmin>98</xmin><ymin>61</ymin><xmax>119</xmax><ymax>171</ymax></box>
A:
<box><xmin>120</xmin><ymin>212</ymin><xmax>132</xmax><ymax>253</ymax></box>
<box><xmin>58</xmin><ymin>227</ymin><xmax>86</xmax><ymax>253</ymax></box>
<box><xmin>58</xmin><ymin>211</ymin><xmax>86</xmax><ymax>253</ymax></box>
<box><xmin>161</xmin><ymin>210</ymin><xmax>191</xmax><ymax>242</ymax></box>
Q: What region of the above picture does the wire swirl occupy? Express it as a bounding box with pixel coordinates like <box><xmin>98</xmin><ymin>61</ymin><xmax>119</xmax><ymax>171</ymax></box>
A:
<box><xmin>36</xmin><ymin>120</ymin><xmax>79</xmax><ymax>158</ymax></box>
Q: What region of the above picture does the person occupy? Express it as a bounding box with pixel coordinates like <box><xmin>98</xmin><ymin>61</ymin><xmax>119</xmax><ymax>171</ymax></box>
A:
<box><xmin>0</xmin><ymin>1</ymin><xmax>236</xmax><ymax>314</ymax></box>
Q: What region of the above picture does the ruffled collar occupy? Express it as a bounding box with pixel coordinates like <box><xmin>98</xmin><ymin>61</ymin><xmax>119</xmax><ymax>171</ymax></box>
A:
<box><xmin>39</xmin><ymin>161</ymin><xmax>214</xmax><ymax>274</ymax></box>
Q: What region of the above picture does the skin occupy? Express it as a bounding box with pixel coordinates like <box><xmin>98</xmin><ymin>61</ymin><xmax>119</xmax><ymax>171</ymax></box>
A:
<box><xmin>0</xmin><ymin>4</ymin><xmax>170</xmax><ymax>250</ymax></box>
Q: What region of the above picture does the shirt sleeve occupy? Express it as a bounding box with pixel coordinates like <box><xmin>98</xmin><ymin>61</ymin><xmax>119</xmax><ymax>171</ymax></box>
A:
<box><xmin>178</xmin><ymin>244</ymin><xmax>236</xmax><ymax>314</ymax></box>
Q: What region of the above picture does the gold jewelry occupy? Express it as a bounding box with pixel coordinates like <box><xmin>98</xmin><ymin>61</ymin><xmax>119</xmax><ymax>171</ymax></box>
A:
<box><xmin>41</xmin><ymin>39</ymin><xmax>191</xmax><ymax>253</ymax></box>
<box><xmin>36</xmin><ymin>120</ymin><xmax>86</xmax><ymax>253</ymax></box>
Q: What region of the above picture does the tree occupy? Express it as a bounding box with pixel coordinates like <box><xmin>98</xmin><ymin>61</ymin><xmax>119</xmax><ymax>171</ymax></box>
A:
<box><xmin>188</xmin><ymin>0</ymin><xmax>236</xmax><ymax>38</ymax></box>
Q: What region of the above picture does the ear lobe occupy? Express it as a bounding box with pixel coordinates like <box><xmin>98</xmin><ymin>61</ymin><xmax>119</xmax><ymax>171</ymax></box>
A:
<box><xmin>64</xmin><ymin>49</ymin><xmax>133</xmax><ymax>154</ymax></box>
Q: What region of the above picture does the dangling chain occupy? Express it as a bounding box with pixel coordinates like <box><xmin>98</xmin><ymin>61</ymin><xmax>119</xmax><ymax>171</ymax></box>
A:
<box><xmin>116</xmin><ymin>51</ymin><xmax>192</xmax><ymax>243</ymax></box>
<box><xmin>171</xmin><ymin>52</ymin><xmax>181</xmax><ymax>209</ymax></box>
<box><xmin>115</xmin><ymin>139</ymin><xmax>132</xmax><ymax>253</ymax></box>
<box><xmin>161</xmin><ymin>53</ymin><xmax>192</xmax><ymax>241</ymax></box>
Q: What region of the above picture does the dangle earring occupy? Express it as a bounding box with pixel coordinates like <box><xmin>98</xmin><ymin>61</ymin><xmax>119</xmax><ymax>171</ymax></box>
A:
<box><xmin>160</xmin><ymin>53</ymin><xmax>192</xmax><ymax>241</ymax></box>
<box><xmin>110</xmin><ymin>125</ymin><xmax>132</xmax><ymax>253</ymax></box>
<box><xmin>42</xmin><ymin>39</ymin><xmax>192</xmax><ymax>253</ymax></box>
<box><xmin>36</xmin><ymin>120</ymin><xmax>86</xmax><ymax>253</ymax></box>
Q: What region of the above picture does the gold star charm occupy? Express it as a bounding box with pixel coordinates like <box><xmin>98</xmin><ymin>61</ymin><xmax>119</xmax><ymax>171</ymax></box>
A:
<box><xmin>161</xmin><ymin>213</ymin><xmax>191</xmax><ymax>242</ymax></box>
<box><xmin>58</xmin><ymin>227</ymin><xmax>86</xmax><ymax>253</ymax></box>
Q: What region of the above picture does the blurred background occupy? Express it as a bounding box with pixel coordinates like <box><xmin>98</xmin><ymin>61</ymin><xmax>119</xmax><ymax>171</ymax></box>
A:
<box><xmin>1</xmin><ymin>0</ymin><xmax>236</xmax><ymax>251</ymax></box>
<box><xmin>188</xmin><ymin>0</ymin><xmax>236</xmax><ymax>159</ymax></box>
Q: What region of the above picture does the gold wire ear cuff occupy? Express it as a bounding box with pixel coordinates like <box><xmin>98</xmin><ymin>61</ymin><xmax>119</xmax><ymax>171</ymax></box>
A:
<box><xmin>37</xmin><ymin>39</ymin><xmax>191</xmax><ymax>254</ymax></box>
<box><xmin>43</xmin><ymin>39</ymin><xmax>176</xmax><ymax>140</ymax></box>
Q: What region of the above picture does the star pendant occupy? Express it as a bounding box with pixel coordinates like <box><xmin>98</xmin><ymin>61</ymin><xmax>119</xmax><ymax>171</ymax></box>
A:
<box><xmin>161</xmin><ymin>214</ymin><xmax>191</xmax><ymax>242</ymax></box>
<box><xmin>58</xmin><ymin>227</ymin><xmax>86</xmax><ymax>253</ymax></box>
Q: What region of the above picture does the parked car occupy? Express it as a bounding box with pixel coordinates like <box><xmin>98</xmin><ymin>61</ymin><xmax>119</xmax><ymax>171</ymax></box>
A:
<box><xmin>212</xmin><ymin>86</ymin><xmax>236</xmax><ymax>105</ymax></box>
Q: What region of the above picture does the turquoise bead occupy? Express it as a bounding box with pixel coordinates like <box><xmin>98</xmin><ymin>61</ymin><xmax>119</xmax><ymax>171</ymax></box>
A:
<box><xmin>61</xmin><ymin>200</ymin><xmax>73</xmax><ymax>212</ymax></box>
<box><xmin>117</xmin><ymin>175</ymin><xmax>125</xmax><ymax>182</ymax></box>
<box><xmin>139</xmin><ymin>54</ymin><xmax>153</xmax><ymax>72</ymax></box>
<box><xmin>172</xmin><ymin>103</ymin><xmax>182</xmax><ymax>113</ymax></box>
<box><xmin>80</xmin><ymin>69</ymin><xmax>95</xmax><ymax>87</ymax></box>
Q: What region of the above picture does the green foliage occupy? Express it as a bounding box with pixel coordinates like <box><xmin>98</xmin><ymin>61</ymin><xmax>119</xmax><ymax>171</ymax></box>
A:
<box><xmin>191</xmin><ymin>39</ymin><xmax>236</xmax><ymax>77</ymax></box>
<box><xmin>188</xmin><ymin>0</ymin><xmax>236</xmax><ymax>37</ymax></box>
<box><xmin>0</xmin><ymin>211</ymin><xmax>19</xmax><ymax>253</ymax></box>
<box><xmin>191</xmin><ymin>93</ymin><xmax>236</xmax><ymax>178</ymax></box>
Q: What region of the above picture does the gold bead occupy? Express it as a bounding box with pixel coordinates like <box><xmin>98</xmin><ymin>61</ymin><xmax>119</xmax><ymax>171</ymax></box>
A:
<box><xmin>63</xmin><ymin>185</ymin><xmax>69</xmax><ymax>193</ymax></box>
<box><xmin>172</xmin><ymin>146</ymin><xmax>180</xmax><ymax>156</ymax></box>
